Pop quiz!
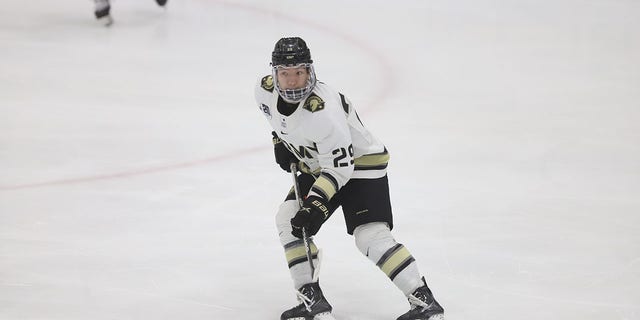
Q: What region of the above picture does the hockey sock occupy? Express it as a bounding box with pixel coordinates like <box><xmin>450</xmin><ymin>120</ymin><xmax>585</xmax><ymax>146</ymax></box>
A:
<box><xmin>284</xmin><ymin>239</ymin><xmax>319</xmax><ymax>288</ymax></box>
<box><xmin>276</xmin><ymin>200</ymin><xmax>320</xmax><ymax>289</ymax></box>
<box><xmin>354</xmin><ymin>222</ymin><xmax>424</xmax><ymax>295</ymax></box>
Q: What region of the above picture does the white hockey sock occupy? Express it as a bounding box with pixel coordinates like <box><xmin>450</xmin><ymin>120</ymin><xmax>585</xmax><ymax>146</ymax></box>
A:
<box><xmin>276</xmin><ymin>200</ymin><xmax>319</xmax><ymax>289</ymax></box>
<box><xmin>354</xmin><ymin>222</ymin><xmax>423</xmax><ymax>295</ymax></box>
<box><xmin>283</xmin><ymin>238</ymin><xmax>318</xmax><ymax>288</ymax></box>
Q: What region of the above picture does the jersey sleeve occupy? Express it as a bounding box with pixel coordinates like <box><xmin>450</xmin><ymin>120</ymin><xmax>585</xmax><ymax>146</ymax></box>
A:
<box><xmin>304</xmin><ymin>101</ymin><xmax>354</xmax><ymax>202</ymax></box>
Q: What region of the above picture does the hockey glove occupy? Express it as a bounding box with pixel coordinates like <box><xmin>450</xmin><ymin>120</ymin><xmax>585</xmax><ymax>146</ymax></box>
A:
<box><xmin>272</xmin><ymin>131</ymin><xmax>298</xmax><ymax>172</ymax></box>
<box><xmin>291</xmin><ymin>196</ymin><xmax>331</xmax><ymax>238</ymax></box>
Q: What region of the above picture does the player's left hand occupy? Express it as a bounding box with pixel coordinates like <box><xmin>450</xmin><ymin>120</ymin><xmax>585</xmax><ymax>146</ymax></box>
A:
<box><xmin>291</xmin><ymin>196</ymin><xmax>330</xmax><ymax>238</ymax></box>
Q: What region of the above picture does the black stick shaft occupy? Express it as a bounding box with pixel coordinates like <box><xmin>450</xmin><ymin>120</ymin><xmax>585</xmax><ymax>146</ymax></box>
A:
<box><xmin>289</xmin><ymin>162</ymin><xmax>316</xmax><ymax>277</ymax></box>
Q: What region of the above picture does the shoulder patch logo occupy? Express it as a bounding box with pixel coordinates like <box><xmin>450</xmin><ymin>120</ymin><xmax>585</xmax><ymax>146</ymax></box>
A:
<box><xmin>261</xmin><ymin>75</ymin><xmax>274</xmax><ymax>92</ymax></box>
<box><xmin>260</xmin><ymin>103</ymin><xmax>272</xmax><ymax>119</ymax></box>
<box><xmin>303</xmin><ymin>94</ymin><xmax>325</xmax><ymax>113</ymax></box>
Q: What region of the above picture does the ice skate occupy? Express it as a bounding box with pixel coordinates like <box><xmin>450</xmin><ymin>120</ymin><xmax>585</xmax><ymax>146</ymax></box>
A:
<box><xmin>281</xmin><ymin>282</ymin><xmax>333</xmax><ymax>320</ymax></box>
<box><xmin>396</xmin><ymin>277</ymin><xmax>444</xmax><ymax>320</ymax></box>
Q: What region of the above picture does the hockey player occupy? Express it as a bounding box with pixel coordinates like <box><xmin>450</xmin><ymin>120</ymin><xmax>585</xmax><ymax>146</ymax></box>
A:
<box><xmin>255</xmin><ymin>37</ymin><xmax>445</xmax><ymax>320</ymax></box>
<box><xmin>93</xmin><ymin>0</ymin><xmax>168</xmax><ymax>26</ymax></box>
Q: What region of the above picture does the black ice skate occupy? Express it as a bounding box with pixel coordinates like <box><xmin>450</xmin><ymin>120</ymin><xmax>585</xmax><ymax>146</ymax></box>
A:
<box><xmin>155</xmin><ymin>0</ymin><xmax>168</xmax><ymax>7</ymax></box>
<box><xmin>397</xmin><ymin>277</ymin><xmax>444</xmax><ymax>320</ymax></box>
<box><xmin>281</xmin><ymin>282</ymin><xmax>333</xmax><ymax>320</ymax></box>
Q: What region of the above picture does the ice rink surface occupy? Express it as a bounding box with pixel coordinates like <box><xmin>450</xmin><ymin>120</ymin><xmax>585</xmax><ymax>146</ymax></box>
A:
<box><xmin>1</xmin><ymin>0</ymin><xmax>639</xmax><ymax>319</ymax></box>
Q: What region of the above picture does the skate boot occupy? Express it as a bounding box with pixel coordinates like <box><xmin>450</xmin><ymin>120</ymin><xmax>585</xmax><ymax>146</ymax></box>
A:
<box><xmin>281</xmin><ymin>282</ymin><xmax>333</xmax><ymax>320</ymax></box>
<box><xmin>397</xmin><ymin>277</ymin><xmax>444</xmax><ymax>320</ymax></box>
<box><xmin>155</xmin><ymin>0</ymin><xmax>168</xmax><ymax>6</ymax></box>
<box><xmin>94</xmin><ymin>0</ymin><xmax>113</xmax><ymax>26</ymax></box>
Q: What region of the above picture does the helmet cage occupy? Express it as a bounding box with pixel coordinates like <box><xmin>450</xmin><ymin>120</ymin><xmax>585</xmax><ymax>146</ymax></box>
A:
<box><xmin>272</xmin><ymin>63</ymin><xmax>317</xmax><ymax>103</ymax></box>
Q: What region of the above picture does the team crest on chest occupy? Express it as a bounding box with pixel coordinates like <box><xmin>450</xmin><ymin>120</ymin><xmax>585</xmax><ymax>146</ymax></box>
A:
<box><xmin>303</xmin><ymin>94</ymin><xmax>325</xmax><ymax>113</ymax></box>
<box><xmin>261</xmin><ymin>75</ymin><xmax>274</xmax><ymax>92</ymax></box>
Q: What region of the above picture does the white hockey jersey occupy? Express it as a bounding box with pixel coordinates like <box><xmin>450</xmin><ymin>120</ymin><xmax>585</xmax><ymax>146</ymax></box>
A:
<box><xmin>255</xmin><ymin>75</ymin><xmax>389</xmax><ymax>202</ymax></box>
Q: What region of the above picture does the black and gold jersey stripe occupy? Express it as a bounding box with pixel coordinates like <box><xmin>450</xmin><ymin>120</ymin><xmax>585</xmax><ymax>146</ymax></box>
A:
<box><xmin>310</xmin><ymin>173</ymin><xmax>340</xmax><ymax>201</ymax></box>
<box><xmin>354</xmin><ymin>148</ymin><xmax>390</xmax><ymax>171</ymax></box>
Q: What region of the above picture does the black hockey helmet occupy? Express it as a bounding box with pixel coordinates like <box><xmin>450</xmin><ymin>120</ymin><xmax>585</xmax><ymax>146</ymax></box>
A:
<box><xmin>271</xmin><ymin>37</ymin><xmax>313</xmax><ymax>66</ymax></box>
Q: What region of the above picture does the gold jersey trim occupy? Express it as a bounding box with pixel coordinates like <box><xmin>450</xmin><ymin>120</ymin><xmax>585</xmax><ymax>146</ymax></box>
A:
<box><xmin>312</xmin><ymin>173</ymin><xmax>339</xmax><ymax>200</ymax></box>
<box><xmin>354</xmin><ymin>149</ymin><xmax>390</xmax><ymax>170</ymax></box>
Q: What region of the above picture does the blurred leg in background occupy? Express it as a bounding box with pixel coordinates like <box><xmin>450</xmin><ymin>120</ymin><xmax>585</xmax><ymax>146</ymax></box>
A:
<box><xmin>94</xmin><ymin>0</ymin><xmax>112</xmax><ymax>26</ymax></box>
<box><xmin>93</xmin><ymin>0</ymin><xmax>168</xmax><ymax>27</ymax></box>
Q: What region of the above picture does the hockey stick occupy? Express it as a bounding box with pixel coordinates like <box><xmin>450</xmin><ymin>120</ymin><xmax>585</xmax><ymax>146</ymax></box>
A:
<box><xmin>290</xmin><ymin>162</ymin><xmax>317</xmax><ymax>280</ymax></box>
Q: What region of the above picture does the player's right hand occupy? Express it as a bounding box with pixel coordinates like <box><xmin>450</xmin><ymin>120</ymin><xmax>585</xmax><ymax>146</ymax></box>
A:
<box><xmin>272</xmin><ymin>131</ymin><xmax>298</xmax><ymax>172</ymax></box>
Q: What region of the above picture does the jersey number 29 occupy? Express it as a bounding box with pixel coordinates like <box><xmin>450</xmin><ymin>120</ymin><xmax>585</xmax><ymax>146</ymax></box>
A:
<box><xmin>333</xmin><ymin>145</ymin><xmax>354</xmax><ymax>167</ymax></box>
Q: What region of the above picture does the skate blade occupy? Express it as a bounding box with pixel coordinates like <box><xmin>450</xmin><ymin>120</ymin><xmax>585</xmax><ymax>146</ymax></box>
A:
<box><xmin>428</xmin><ymin>314</ymin><xmax>444</xmax><ymax>320</ymax></box>
<box><xmin>285</xmin><ymin>312</ymin><xmax>334</xmax><ymax>320</ymax></box>
<box><xmin>314</xmin><ymin>312</ymin><xmax>336</xmax><ymax>320</ymax></box>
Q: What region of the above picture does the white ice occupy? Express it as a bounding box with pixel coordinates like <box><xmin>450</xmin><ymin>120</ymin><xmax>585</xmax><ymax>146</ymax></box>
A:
<box><xmin>1</xmin><ymin>0</ymin><xmax>639</xmax><ymax>319</ymax></box>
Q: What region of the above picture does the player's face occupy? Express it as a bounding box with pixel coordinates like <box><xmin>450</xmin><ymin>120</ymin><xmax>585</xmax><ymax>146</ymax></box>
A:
<box><xmin>275</xmin><ymin>66</ymin><xmax>309</xmax><ymax>90</ymax></box>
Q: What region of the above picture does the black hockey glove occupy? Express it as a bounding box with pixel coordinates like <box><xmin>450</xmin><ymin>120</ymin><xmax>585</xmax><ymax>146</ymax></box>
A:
<box><xmin>272</xmin><ymin>131</ymin><xmax>298</xmax><ymax>172</ymax></box>
<box><xmin>291</xmin><ymin>196</ymin><xmax>331</xmax><ymax>238</ymax></box>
